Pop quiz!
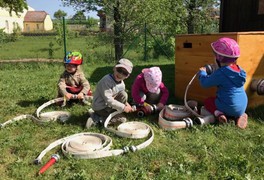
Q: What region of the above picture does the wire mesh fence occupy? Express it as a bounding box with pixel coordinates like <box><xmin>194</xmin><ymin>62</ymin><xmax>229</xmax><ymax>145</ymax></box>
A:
<box><xmin>0</xmin><ymin>19</ymin><xmax>175</xmax><ymax>64</ymax></box>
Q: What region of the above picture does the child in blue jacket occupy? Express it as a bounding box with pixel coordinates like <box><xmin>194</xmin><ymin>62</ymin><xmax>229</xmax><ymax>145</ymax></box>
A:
<box><xmin>198</xmin><ymin>37</ymin><xmax>248</xmax><ymax>129</ymax></box>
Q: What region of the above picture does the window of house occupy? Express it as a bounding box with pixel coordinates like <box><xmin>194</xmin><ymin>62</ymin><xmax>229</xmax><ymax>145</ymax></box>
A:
<box><xmin>26</xmin><ymin>24</ymin><xmax>30</xmax><ymax>32</ymax></box>
<box><xmin>5</xmin><ymin>20</ymin><xmax>9</xmax><ymax>32</ymax></box>
<box><xmin>36</xmin><ymin>24</ymin><xmax>40</xmax><ymax>29</ymax></box>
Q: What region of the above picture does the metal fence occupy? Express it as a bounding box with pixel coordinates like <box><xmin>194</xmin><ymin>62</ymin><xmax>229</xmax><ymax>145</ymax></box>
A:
<box><xmin>0</xmin><ymin>19</ymin><xmax>175</xmax><ymax>63</ymax></box>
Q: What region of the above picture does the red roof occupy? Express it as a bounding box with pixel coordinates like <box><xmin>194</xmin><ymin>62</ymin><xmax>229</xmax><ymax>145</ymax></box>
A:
<box><xmin>24</xmin><ymin>11</ymin><xmax>49</xmax><ymax>22</ymax></box>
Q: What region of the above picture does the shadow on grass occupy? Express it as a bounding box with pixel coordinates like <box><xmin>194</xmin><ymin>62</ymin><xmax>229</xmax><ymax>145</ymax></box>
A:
<box><xmin>247</xmin><ymin>105</ymin><xmax>264</xmax><ymax>123</ymax></box>
<box><xmin>66</xmin><ymin>113</ymin><xmax>88</xmax><ymax>128</ymax></box>
<box><xmin>17</xmin><ymin>97</ymin><xmax>51</xmax><ymax>107</ymax></box>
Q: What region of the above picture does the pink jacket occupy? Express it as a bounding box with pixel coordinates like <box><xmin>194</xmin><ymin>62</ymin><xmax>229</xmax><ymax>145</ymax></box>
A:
<box><xmin>131</xmin><ymin>73</ymin><xmax>169</xmax><ymax>105</ymax></box>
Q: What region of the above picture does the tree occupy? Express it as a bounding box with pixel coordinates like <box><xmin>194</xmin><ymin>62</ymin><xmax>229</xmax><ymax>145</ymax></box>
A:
<box><xmin>60</xmin><ymin>0</ymin><xmax>220</xmax><ymax>60</ymax></box>
<box><xmin>183</xmin><ymin>0</ymin><xmax>220</xmax><ymax>34</ymax></box>
<box><xmin>72</xmin><ymin>11</ymin><xmax>86</xmax><ymax>20</ymax></box>
<box><xmin>54</xmin><ymin>9</ymin><xmax>67</xmax><ymax>19</ymax></box>
<box><xmin>0</xmin><ymin>0</ymin><xmax>28</xmax><ymax>15</ymax></box>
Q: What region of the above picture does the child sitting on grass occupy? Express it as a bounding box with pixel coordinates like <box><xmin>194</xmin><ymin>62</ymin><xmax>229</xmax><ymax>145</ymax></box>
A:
<box><xmin>57</xmin><ymin>51</ymin><xmax>92</xmax><ymax>105</ymax></box>
<box><xmin>131</xmin><ymin>66</ymin><xmax>169</xmax><ymax>114</ymax></box>
<box><xmin>198</xmin><ymin>37</ymin><xmax>248</xmax><ymax>129</ymax></box>
<box><xmin>86</xmin><ymin>58</ymin><xmax>135</xmax><ymax>128</ymax></box>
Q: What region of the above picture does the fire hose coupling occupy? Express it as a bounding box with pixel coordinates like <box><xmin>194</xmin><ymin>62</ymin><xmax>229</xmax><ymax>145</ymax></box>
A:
<box><xmin>205</xmin><ymin>64</ymin><xmax>218</xmax><ymax>75</ymax></box>
<box><xmin>33</xmin><ymin>158</ymin><xmax>42</xmax><ymax>165</ymax></box>
<box><xmin>136</xmin><ymin>103</ymin><xmax>158</xmax><ymax>117</ymax></box>
<box><xmin>129</xmin><ymin>146</ymin><xmax>137</xmax><ymax>152</ymax></box>
<box><xmin>250</xmin><ymin>79</ymin><xmax>264</xmax><ymax>95</ymax></box>
<box><xmin>183</xmin><ymin>117</ymin><xmax>193</xmax><ymax>128</ymax></box>
<box><xmin>123</xmin><ymin>146</ymin><xmax>130</xmax><ymax>153</ymax></box>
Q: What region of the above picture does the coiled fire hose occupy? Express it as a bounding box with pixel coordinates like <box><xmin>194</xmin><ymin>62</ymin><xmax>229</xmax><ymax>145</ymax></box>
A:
<box><xmin>34</xmin><ymin>111</ymin><xmax>154</xmax><ymax>164</ymax></box>
<box><xmin>0</xmin><ymin>97</ymin><xmax>69</xmax><ymax>128</ymax></box>
<box><xmin>104</xmin><ymin>110</ymin><xmax>154</xmax><ymax>148</ymax></box>
<box><xmin>158</xmin><ymin>71</ymin><xmax>215</xmax><ymax>130</ymax></box>
<box><xmin>0</xmin><ymin>95</ymin><xmax>92</xmax><ymax>128</ymax></box>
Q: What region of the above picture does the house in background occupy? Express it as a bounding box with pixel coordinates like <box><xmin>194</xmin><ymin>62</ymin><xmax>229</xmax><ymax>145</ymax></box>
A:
<box><xmin>23</xmin><ymin>11</ymin><xmax>53</xmax><ymax>32</ymax></box>
<box><xmin>0</xmin><ymin>6</ymin><xmax>34</xmax><ymax>34</ymax></box>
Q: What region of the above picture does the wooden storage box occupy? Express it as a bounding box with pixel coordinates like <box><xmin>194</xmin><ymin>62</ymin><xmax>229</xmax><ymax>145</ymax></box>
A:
<box><xmin>175</xmin><ymin>32</ymin><xmax>264</xmax><ymax>108</ymax></box>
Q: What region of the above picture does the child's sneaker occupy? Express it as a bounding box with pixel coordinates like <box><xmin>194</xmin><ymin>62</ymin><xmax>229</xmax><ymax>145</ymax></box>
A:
<box><xmin>86</xmin><ymin>116</ymin><xmax>96</xmax><ymax>129</ymax></box>
<box><xmin>110</xmin><ymin>113</ymin><xmax>127</xmax><ymax>126</ymax></box>
<box><xmin>217</xmin><ymin>114</ymin><xmax>228</xmax><ymax>124</ymax></box>
<box><xmin>235</xmin><ymin>113</ymin><xmax>248</xmax><ymax>129</ymax></box>
<box><xmin>86</xmin><ymin>109</ymin><xmax>102</xmax><ymax>129</ymax></box>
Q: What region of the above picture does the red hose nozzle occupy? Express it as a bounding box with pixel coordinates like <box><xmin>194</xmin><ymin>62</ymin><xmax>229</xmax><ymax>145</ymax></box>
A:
<box><xmin>38</xmin><ymin>154</ymin><xmax>60</xmax><ymax>175</ymax></box>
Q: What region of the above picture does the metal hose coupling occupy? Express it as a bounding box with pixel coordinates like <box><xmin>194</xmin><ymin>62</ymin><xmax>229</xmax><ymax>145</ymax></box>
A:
<box><xmin>136</xmin><ymin>104</ymin><xmax>157</xmax><ymax>117</ymax></box>
<box><xmin>182</xmin><ymin>117</ymin><xmax>193</xmax><ymax>128</ymax></box>
<box><xmin>123</xmin><ymin>146</ymin><xmax>130</xmax><ymax>153</ymax></box>
<box><xmin>205</xmin><ymin>64</ymin><xmax>218</xmax><ymax>75</ymax></box>
<box><xmin>129</xmin><ymin>146</ymin><xmax>137</xmax><ymax>152</ymax></box>
<box><xmin>250</xmin><ymin>79</ymin><xmax>264</xmax><ymax>95</ymax></box>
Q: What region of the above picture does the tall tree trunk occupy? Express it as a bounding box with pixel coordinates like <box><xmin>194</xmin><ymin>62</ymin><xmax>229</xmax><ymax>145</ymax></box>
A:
<box><xmin>113</xmin><ymin>1</ymin><xmax>123</xmax><ymax>61</ymax></box>
<box><xmin>187</xmin><ymin>0</ymin><xmax>195</xmax><ymax>34</ymax></box>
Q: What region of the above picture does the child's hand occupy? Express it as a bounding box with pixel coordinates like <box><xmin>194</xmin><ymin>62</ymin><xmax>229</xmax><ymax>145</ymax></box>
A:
<box><xmin>199</xmin><ymin>67</ymin><xmax>206</xmax><ymax>72</ymax></box>
<box><xmin>77</xmin><ymin>92</ymin><xmax>84</xmax><ymax>99</ymax></box>
<box><xmin>157</xmin><ymin>103</ymin><xmax>164</xmax><ymax>111</ymax></box>
<box><xmin>144</xmin><ymin>104</ymin><xmax>153</xmax><ymax>112</ymax></box>
<box><xmin>124</xmin><ymin>103</ymin><xmax>135</xmax><ymax>113</ymax></box>
<box><xmin>65</xmin><ymin>93</ymin><xmax>73</xmax><ymax>100</ymax></box>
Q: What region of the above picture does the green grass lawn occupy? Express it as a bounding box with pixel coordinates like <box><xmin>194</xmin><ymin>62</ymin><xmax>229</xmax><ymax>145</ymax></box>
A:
<box><xmin>0</xmin><ymin>35</ymin><xmax>147</xmax><ymax>63</ymax></box>
<box><xmin>0</xmin><ymin>61</ymin><xmax>263</xmax><ymax>180</ymax></box>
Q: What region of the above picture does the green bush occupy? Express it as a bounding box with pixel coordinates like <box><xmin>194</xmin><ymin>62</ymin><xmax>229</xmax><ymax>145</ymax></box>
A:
<box><xmin>152</xmin><ymin>38</ymin><xmax>174</xmax><ymax>59</ymax></box>
<box><xmin>0</xmin><ymin>28</ymin><xmax>8</xmax><ymax>44</ymax></box>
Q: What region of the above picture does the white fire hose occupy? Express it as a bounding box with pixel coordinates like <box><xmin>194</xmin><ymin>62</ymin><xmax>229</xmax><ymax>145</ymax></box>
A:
<box><xmin>0</xmin><ymin>97</ymin><xmax>70</xmax><ymax>128</ymax></box>
<box><xmin>158</xmin><ymin>72</ymin><xmax>215</xmax><ymax>130</ymax></box>
<box><xmin>104</xmin><ymin>111</ymin><xmax>154</xmax><ymax>150</ymax></box>
<box><xmin>34</xmin><ymin>111</ymin><xmax>154</xmax><ymax>163</ymax></box>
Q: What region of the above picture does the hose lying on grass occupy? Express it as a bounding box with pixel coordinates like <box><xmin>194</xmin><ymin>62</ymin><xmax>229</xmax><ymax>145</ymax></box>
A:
<box><xmin>34</xmin><ymin>110</ymin><xmax>154</xmax><ymax>164</ymax></box>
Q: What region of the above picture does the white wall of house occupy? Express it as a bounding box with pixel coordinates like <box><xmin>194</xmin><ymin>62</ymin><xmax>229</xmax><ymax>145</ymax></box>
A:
<box><xmin>44</xmin><ymin>15</ymin><xmax>53</xmax><ymax>31</ymax></box>
<box><xmin>0</xmin><ymin>6</ymin><xmax>34</xmax><ymax>34</ymax></box>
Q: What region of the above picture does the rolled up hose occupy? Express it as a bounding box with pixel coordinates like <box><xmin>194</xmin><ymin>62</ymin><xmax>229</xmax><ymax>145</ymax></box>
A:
<box><xmin>0</xmin><ymin>98</ymin><xmax>70</xmax><ymax>128</ymax></box>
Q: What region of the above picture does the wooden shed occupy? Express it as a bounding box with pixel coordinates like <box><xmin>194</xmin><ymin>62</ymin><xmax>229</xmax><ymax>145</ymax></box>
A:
<box><xmin>175</xmin><ymin>32</ymin><xmax>264</xmax><ymax>108</ymax></box>
<box><xmin>220</xmin><ymin>0</ymin><xmax>264</xmax><ymax>32</ymax></box>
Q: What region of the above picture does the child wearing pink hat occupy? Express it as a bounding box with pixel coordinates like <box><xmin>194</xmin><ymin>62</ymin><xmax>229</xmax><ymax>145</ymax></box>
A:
<box><xmin>131</xmin><ymin>66</ymin><xmax>169</xmax><ymax>113</ymax></box>
<box><xmin>198</xmin><ymin>37</ymin><xmax>248</xmax><ymax>129</ymax></box>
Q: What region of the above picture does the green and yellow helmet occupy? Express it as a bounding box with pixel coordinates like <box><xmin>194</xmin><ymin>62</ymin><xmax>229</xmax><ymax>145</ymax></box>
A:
<box><xmin>64</xmin><ymin>51</ymin><xmax>83</xmax><ymax>65</ymax></box>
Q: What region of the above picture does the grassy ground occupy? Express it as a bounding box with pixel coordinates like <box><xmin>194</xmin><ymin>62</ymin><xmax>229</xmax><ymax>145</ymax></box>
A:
<box><xmin>0</xmin><ymin>61</ymin><xmax>263</xmax><ymax>180</ymax></box>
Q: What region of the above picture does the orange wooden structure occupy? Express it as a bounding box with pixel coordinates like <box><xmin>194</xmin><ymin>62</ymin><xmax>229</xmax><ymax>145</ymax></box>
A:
<box><xmin>175</xmin><ymin>32</ymin><xmax>264</xmax><ymax>108</ymax></box>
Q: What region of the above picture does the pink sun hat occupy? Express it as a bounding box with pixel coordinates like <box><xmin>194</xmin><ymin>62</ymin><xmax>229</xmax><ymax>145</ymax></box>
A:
<box><xmin>143</xmin><ymin>67</ymin><xmax>162</xmax><ymax>93</ymax></box>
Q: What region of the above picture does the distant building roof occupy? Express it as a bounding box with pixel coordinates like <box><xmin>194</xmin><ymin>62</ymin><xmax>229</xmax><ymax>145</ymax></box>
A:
<box><xmin>24</xmin><ymin>11</ymin><xmax>49</xmax><ymax>22</ymax></box>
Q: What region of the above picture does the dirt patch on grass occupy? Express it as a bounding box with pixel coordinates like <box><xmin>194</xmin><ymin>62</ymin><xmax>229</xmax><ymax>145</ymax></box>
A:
<box><xmin>0</xmin><ymin>59</ymin><xmax>62</xmax><ymax>63</ymax></box>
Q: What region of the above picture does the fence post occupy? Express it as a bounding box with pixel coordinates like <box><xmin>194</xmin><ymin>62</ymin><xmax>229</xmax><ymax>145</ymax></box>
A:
<box><xmin>63</xmin><ymin>17</ymin><xmax>67</xmax><ymax>57</ymax></box>
<box><xmin>144</xmin><ymin>22</ymin><xmax>147</xmax><ymax>61</ymax></box>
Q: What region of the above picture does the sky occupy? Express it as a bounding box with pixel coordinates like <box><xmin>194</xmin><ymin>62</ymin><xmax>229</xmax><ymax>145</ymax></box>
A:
<box><xmin>26</xmin><ymin>0</ymin><xmax>98</xmax><ymax>19</ymax></box>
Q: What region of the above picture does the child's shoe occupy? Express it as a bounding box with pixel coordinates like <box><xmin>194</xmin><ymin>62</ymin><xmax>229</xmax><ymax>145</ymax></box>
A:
<box><xmin>235</xmin><ymin>113</ymin><xmax>248</xmax><ymax>129</ymax></box>
<box><xmin>217</xmin><ymin>114</ymin><xmax>228</xmax><ymax>124</ymax></box>
<box><xmin>86</xmin><ymin>109</ymin><xmax>102</xmax><ymax>129</ymax></box>
<box><xmin>110</xmin><ymin>113</ymin><xmax>127</xmax><ymax>126</ymax></box>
